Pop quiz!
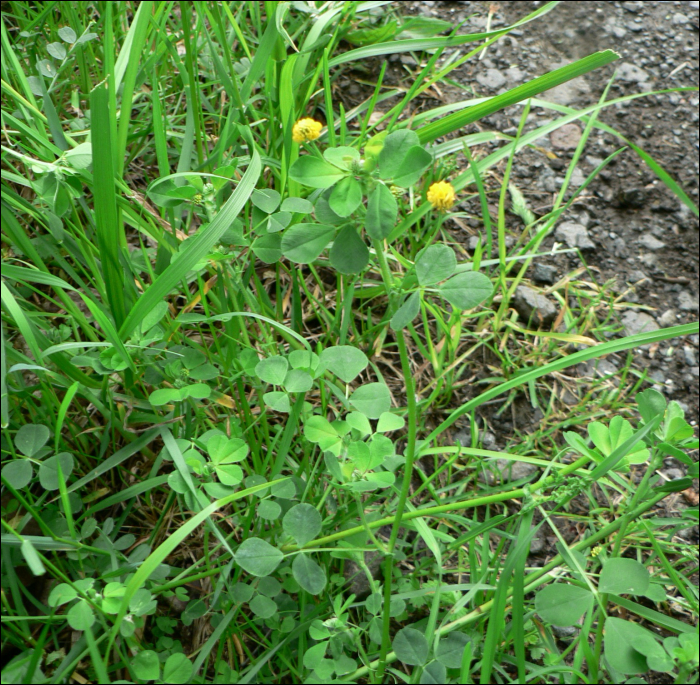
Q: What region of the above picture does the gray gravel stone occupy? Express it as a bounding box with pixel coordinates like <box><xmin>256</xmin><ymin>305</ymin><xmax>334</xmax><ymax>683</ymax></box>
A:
<box><xmin>541</xmin><ymin>77</ymin><xmax>590</xmax><ymax>106</ymax></box>
<box><xmin>555</xmin><ymin>221</ymin><xmax>595</xmax><ymax>250</ymax></box>
<box><xmin>481</xmin><ymin>431</ymin><xmax>497</xmax><ymax>450</ymax></box>
<box><xmin>454</xmin><ymin>429</ymin><xmax>470</xmax><ymax>448</ymax></box>
<box><xmin>621</xmin><ymin>310</ymin><xmax>660</xmax><ymax>337</ymax></box>
<box><xmin>628</xmin><ymin>270</ymin><xmax>647</xmax><ymax>282</ymax></box>
<box><xmin>529</xmin><ymin>528</ymin><xmax>546</xmax><ymax>554</ymax></box>
<box><xmin>514</xmin><ymin>286</ymin><xmax>558</xmax><ymax>326</ymax></box>
<box><xmin>552</xmin><ymin>625</ymin><xmax>579</xmax><ymax>638</ymax></box>
<box><xmin>678</xmin><ymin>292</ymin><xmax>699</xmax><ymax>311</ymax></box>
<box><xmin>479</xmin><ymin>458</ymin><xmax>539</xmax><ymax>485</ymax></box>
<box><xmin>532</xmin><ymin>263</ymin><xmax>558</xmax><ymax>285</ymax></box>
<box><xmin>683</xmin><ymin>345</ymin><xmax>697</xmax><ymax>366</ymax></box>
<box><xmin>661</xmin><ymin>468</ymin><xmax>685</xmax><ymax>481</ymax></box>
<box><xmin>505</xmin><ymin>66</ymin><xmax>524</xmax><ymax>83</ymax></box>
<box><xmin>613</xmin><ymin>238</ymin><xmax>630</xmax><ymax>258</ymax></box>
<box><xmin>344</xmin><ymin>551</ymin><xmax>383</xmax><ymax>599</ymax></box>
<box><xmin>649</xmin><ymin>370</ymin><xmax>666</xmax><ymax>385</ymax></box>
<box><xmin>476</xmin><ymin>68</ymin><xmax>506</xmax><ymax>89</ymax></box>
<box><xmin>577</xmin><ymin>358</ymin><xmax>619</xmax><ymax>385</ymax></box>
<box><xmin>616</xmin><ymin>62</ymin><xmax>650</xmax><ymax>83</ymax></box>
<box><xmin>638</xmin><ymin>234</ymin><xmax>666</xmax><ymax>250</ymax></box>
<box><xmin>550</xmin><ymin>123</ymin><xmax>582</xmax><ymax>150</ymax></box>
<box><xmin>658</xmin><ymin>310</ymin><xmax>677</xmax><ymax>327</ymax></box>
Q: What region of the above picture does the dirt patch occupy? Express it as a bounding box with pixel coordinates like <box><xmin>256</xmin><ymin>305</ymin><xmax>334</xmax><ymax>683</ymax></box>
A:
<box><xmin>386</xmin><ymin>1</ymin><xmax>699</xmax><ymax>428</ymax></box>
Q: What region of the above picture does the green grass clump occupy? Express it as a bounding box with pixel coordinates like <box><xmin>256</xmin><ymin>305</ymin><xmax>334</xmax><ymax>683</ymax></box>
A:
<box><xmin>1</xmin><ymin>2</ymin><xmax>698</xmax><ymax>683</ymax></box>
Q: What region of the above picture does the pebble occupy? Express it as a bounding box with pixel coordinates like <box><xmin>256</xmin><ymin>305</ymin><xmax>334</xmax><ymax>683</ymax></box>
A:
<box><xmin>455</xmin><ymin>428</ymin><xmax>497</xmax><ymax>451</ymax></box>
<box><xmin>541</xmin><ymin>78</ymin><xmax>590</xmax><ymax>106</ymax></box>
<box><xmin>628</xmin><ymin>269</ymin><xmax>647</xmax><ymax>282</ymax></box>
<box><xmin>683</xmin><ymin>345</ymin><xmax>697</xmax><ymax>366</ymax></box>
<box><xmin>454</xmin><ymin>429</ymin><xmax>470</xmax><ymax>448</ymax></box>
<box><xmin>678</xmin><ymin>292</ymin><xmax>699</xmax><ymax>311</ymax></box>
<box><xmin>550</xmin><ymin>123</ymin><xmax>582</xmax><ymax>150</ymax></box>
<box><xmin>481</xmin><ymin>431</ymin><xmax>497</xmax><ymax>450</ymax></box>
<box><xmin>552</xmin><ymin>625</ymin><xmax>579</xmax><ymax>638</ymax></box>
<box><xmin>661</xmin><ymin>468</ymin><xmax>685</xmax><ymax>481</ymax></box>
<box><xmin>672</xmin><ymin>13</ymin><xmax>690</xmax><ymax>24</ymax></box>
<box><xmin>658</xmin><ymin>310</ymin><xmax>677</xmax><ymax>327</ymax></box>
<box><xmin>468</xmin><ymin>235</ymin><xmax>513</xmax><ymax>252</ymax></box>
<box><xmin>649</xmin><ymin>370</ymin><xmax>666</xmax><ymax>385</ymax></box>
<box><xmin>476</xmin><ymin>68</ymin><xmax>506</xmax><ymax>90</ymax></box>
<box><xmin>613</xmin><ymin>238</ymin><xmax>630</xmax><ymax>258</ymax></box>
<box><xmin>616</xmin><ymin>62</ymin><xmax>650</xmax><ymax>83</ymax></box>
<box><xmin>532</xmin><ymin>263</ymin><xmax>558</xmax><ymax>285</ymax></box>
<box><xmin>505</xmin><ymin>66</ymin><xmax>524</xmax><ymax>83</ymax></box>
<box><xmin>578</xmin><ymin>358</ymin><xmax>618</xmax><ymax>378</ymax></box>
<box><xmin>616</xmin><ymin>187</ymin><xmax>646</xmax><ymax>208</ymax></box>
<box><xmin>479</xmin><ymin>458</ymin><xmax>539</xmax><ymax>485</ymax></box>
<box><xmin>570</xmin><ymin>167</ymin><xmax>586</xmax><ymax>187</ymax></box>
<box><xmin>513</xmin><ymin>286</ymin><xmax>558</xmax><ymax>327</ymax></box>
<box><xmin>621</xmin><ymin>310</ymin><xmax>660</xmax><ymax>337</ymax></box>
<box><xmin>638</xmin><ymin>234</ymin><xmax>665</xmax><ymax>251</ymax></box>
<box><xmin>555</xmin><ymin>221</ymin><xmax>595</xmax><ymax>250</ymax></box>
<box><xmin>529</xmin><ymin>530</ymin><xmax>546</xmax><ymax>555</ymax></box>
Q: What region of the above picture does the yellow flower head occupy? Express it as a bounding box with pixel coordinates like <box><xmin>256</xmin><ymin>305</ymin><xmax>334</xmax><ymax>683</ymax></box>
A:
<box><xmin>427</xmin><ymin>180</ymin><xmax>456</xmax><ymax>211</ymax></box>
<box><xmin>292</xmin><ymin>117</ymin><xmax>323</xmax><ymax>143</ymax></box>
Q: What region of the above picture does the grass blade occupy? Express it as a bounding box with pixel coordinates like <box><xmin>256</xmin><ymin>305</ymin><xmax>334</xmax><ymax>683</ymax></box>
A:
<box><xmin>425</xmin><ymin>322</ymin><xmax>698</xmax><ymax>443</ymax></box>
<box><xmin>418</xmin><ymin>50</ymin><xmax>619</xmax><ymax>143</ymax></box>
<box><xmin>90</xmin><ymin>81</ymin><xmax>127</xmax><ymax>329</ymax></box>
<box><xmin>118</xmin><ymin>150</ymin><xmax>261</xmax><ymax>339</ymax></box>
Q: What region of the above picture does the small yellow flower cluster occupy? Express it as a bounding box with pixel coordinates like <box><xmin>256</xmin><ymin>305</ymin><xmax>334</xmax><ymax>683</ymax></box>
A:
<box><xmin>427</xmin><ymin>180</ymin><xmax>456</xmax><ymax>211</ymax></box>
<box><xmin>292</xmin><ymin>117</ymin><xmax>323</xmax><ymax>143</ymax></box>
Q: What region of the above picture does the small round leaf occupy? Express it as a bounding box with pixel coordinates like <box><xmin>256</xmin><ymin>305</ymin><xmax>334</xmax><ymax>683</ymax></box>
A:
<box><xmin>255</xmin><ymin>356</ymin><xmax>288</xmax><ymax>385</ymax></box>
<box><xmin>393</xmin><ymin>627</ymin><xmax>429</xmax><ymax>666</ymax></box>
<box><xmin>15</xmin><ymin>424</ymin><xmax>50</xmax><ymax>457</ymax></box>
<box><xmin>2</xmin><ymin>460</ymin><xmax>33</xmax><ymax>489</ymax></box>
<box><xmin>249</xmin><ymin>594</ymin><xmax>278</xmax><ymax>619</ymax></box>
<box><xmin>283</xmin><ymin>503</ymin><xmax>322</xmax><ymax>547</ymax></box>
<box><xmin>535</xmin><ymin>583</ymin><xmax>593</xmax><ymax>626</ymax></box>
<box><xmin>66</xmin><ymin>599</ymin><xmax>95</xmax><ymax>631</ymax></box>
<box><xmin>292</xmin><ymin>554</ymin><xmax>327</xmax><ymax>595</ymax></box>
<box><xmin>162</xmin><ymin>653</ymin><xmax>193</xmax><ymax>684</ymax></box>
<box><xmin>436</xmin><ymin>632</ymin><xmax>471</xmax><ymax>668</ymax></box>
<box><xmin>599</xmin><ymin>558</ymin><xmax>650</xmax><ymax>596</ymax></box>
<box><xmin>235</xmin><ymin>537</ymin><xmax>283</xmax><ymax>577</ymax></box>
<box><xmin>438</xmin><ymin>271</ymin><xmax>493</xmax><ymax>310</ymax></box>
<box><xmin>319</xmin><ymin>345</ymin><xmax>368</xmax><ymax>383</ymax></box>
<box><xmin>415</xmin><ymin>245</ymin><xmax>457</xmax><ymax>285</ymax></box>
<box><xmin>350</xmin><ymin>383</ymin><xmax>391</xmax><ymax>419</ymax></box>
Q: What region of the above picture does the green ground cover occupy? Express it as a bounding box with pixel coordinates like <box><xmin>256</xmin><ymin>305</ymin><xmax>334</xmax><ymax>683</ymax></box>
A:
<box><xmin>1</xmin><ymin>2</ymin><xmax>698</xmax><ymax>683</ymax></box>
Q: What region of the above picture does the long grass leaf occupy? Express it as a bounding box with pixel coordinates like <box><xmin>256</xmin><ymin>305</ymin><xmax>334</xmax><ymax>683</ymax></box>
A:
<box><xmin>418</xmin><ymin>50</ymin><xmax>619</xmax><ymax>143</ymax></box>
<box><xmin>118</xmin><ymin>150</ymin><xmax>262</xmax><ymax>339</ymax></box>
<box><xmin>107</xmin><ymin>477</ymin><xmax>289</xmax><ymax>648</ymax></box>
<box><xmin>90</xmin><ymin>81</ymin><xmax>127</xmax><ymax>328</ymax></box>
<box><xmin>425</xmin><ymin>322</ymin><xmax>698</xmax><ymax>443</ymax></box>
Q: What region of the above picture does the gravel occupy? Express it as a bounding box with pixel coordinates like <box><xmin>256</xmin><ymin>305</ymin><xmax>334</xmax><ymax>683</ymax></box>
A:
<box><xmin>513</xmin><ymin>286</ymin><xmax>558</xmax><ymax>326</ymax></box>
<box><xmin>621</xmin><ymin>310</ymin><xmax>660</xmax><ymax>337</ymax></box>
<box><xmin>555</xmin><ymin>221</ymin><xmax>595</xmax><ymax>250</ymax></box>
<box><xmin>638</xmin><ymin>233</ymin><xmax>666</xmax><ymax>250</ymax></box>
<box><xmin>532</xmin><ymin>263</ymin><xmax>558</xmax><ymax>284</ymax></box>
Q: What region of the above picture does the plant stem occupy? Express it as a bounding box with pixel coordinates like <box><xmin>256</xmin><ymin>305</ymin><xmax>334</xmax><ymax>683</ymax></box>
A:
<box><xmin>371</xmin><ymin>239</ymin><xmax>419</xmax><ymax>682</ymax></box>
